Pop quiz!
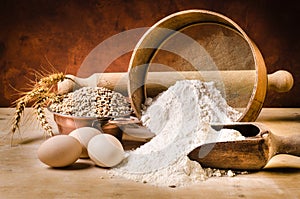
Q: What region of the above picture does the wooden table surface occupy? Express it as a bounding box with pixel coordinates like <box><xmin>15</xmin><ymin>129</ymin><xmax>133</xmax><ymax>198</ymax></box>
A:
<box><xmin>0</xmin><ymin>108</ymin><xmax>299</xmax><ymax>199</ymax></box>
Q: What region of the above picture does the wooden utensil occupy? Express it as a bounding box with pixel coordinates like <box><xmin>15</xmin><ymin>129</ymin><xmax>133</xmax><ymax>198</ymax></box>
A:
<box><xmin>58</xmin><ymin>70</ymin><xmax>293</xmax><ymax>119</ymax></box>
<box><xmin>57</xmin><ymin>10</ymin><xmax>294</xmax><ymax>123</ymax></box>
<box><xmin>127</xmin><ymin>10</ymin><xmax>294</xmax><ymax>122</ymax></box>
<box><xmin>58</xmin><ymin>70</ymin><xmax>292</xmax><ymax>97</ymax></box>
<box><xmin>188</xmin><ymin>123</ymin><xmax>300</xmax><ymax>170</ymax></box>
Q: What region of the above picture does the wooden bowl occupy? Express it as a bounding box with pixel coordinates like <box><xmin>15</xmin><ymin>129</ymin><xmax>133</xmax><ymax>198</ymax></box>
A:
<box><xmin>127</xmin><ymin>9</ymin><xmax>292</xmax><ymax>122</ymax></box>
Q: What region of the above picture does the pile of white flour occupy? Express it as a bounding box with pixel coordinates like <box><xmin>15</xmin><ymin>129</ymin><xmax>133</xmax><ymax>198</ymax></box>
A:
<box><xmin>109</xmin><ymin>80</ymin><xmax>244</xmax><ymax>187</ymax></box>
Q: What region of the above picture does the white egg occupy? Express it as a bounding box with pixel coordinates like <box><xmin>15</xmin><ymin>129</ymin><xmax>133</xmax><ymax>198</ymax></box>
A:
<box><xmin>88</xmin><ymin>134</ymin><xmax>124</xmax><ymax>167</ymax></box>
<box><xmin>69</xmin><ymin>127</ymin><xmax>102</xmax><ymax>158</ymax></box>
<box><xmin>37</xmin><ymin>135</ymin><xmax>82</xmax><ymax>167</ymax></box>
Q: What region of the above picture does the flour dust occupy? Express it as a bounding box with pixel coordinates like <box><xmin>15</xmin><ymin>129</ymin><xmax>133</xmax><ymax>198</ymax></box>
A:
<box><xmin>109</xmin><ymin>80</ymin><xmax>244</xmax><ymax>187</ymax></box>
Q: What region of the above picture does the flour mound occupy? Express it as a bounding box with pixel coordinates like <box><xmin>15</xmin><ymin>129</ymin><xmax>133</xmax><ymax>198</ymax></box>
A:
<box><xmin>109</xmin><ymin>80</ymin><xmax>243</xmax><ymax>187</ymax></box>
<box><xmin>141</xmin><ymin>80</ymin><xmax>241</xmax><ymax>133</ymax></box>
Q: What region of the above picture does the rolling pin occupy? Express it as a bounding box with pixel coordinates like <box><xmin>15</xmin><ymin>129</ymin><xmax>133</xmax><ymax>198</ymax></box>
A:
<box><xmin>58</xmin><ymin>70</ymin><xmax>293</xmax><ymax>98</ymax></box>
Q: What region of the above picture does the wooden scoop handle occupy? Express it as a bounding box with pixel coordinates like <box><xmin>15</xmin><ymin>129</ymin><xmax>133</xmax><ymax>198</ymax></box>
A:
<box><xmin>267</xmin><ymin>70</ymin><xmax>294</xmax><ymax>93</ymax></box>
<box><xmin>268</xmin><ymin>133</ymin><xmax>300</xmax><ymax>158</ymax></box>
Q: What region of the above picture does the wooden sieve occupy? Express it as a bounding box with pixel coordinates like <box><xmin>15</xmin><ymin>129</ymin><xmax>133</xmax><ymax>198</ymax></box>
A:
<box><xmin>127</xmin><ymin>9</ymin><xmax>293</xmax><ymax>122</ymax></box>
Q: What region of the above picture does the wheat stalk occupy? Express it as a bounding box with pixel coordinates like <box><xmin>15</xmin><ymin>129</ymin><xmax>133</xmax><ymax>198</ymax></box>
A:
<box><xmin>11</xmin><ymin>72</ymin><xmax>72</xmax><ymax>140</ymax></box>
<box><xmin>37</xmin><ymin>72</ymin><xmax>67</xmax><ymax>87</ymax></box>
<box><xmin>11</xmin><ymin>87</ymin><xmax>50</xmax><ymax>135</ymax></box>
<box><xmin>34</xmin><ymin>98</ymin><xmax>54</xmax><ymax>137</ymax></box>
<box><xmin>33</xmin><ymin>93</ymin><xmax>63</xmax><ymax>137</ymax></box>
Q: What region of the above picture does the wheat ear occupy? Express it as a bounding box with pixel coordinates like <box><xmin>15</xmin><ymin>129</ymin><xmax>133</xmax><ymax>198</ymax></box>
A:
<box><xmin>11</xmin><ymin>72</ymin><xmax>72</xmax><ymax>139</ymax></box>
<box><xmin>11</xmin><ymin>87</ymin><xmax>50</xmax><ymax>135</ymax></box>
<box><xmin>34</xmin><ymin>98</ymin><xmax>54</xmax><ymax>137</ymax></box>
<box><xmin>37</xmin><ymin>72</ymin><xmax>73</xmax><ymax>87</ymax></box>
<box><xmin>33</xmin><ymin>92</ymin><xmax>63</xmax><ymax>136</ymax></box>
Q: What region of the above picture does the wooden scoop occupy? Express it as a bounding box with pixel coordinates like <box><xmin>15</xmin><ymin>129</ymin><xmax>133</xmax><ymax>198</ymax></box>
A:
<box><xmin>188</xmin><ymin>123</ymin><xmax>300</xmax><ymax>170</ymax></box>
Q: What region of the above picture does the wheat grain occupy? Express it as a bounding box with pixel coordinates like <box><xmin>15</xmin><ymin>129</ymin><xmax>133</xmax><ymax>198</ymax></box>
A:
<box><xmin>49</xmin><ymin>87</ymin><xmax>132</xmax><ymax>118</ymax></box>
<box><xmin>37</xmin><ymin>72</ymin><xmax>72</xmax><ymax>87</ymax></box>
<box><xmin>34</xmin><ymin>98</ymin><xmax>54</xmax><ymax>137</ymax></box>
<box><xmin>11</xmin><ymin>72</ymin><xmax>77</xmax><ymax>140</ymax></box>
<box><xmin>33</xmin><ymin>93</ymin><xmax>63</xmax><ymax>136</ymax></box>
<box><xmin>11</xmin><ymin>87</ymin><xmax>50</xmax><ymax>135</ymax></box>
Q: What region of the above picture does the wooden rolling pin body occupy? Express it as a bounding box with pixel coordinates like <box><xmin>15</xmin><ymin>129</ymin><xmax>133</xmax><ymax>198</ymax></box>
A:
<box><xmin>58</xmin><ymin>70</ymin><xmax>293</xmax><ymax>107</ymax></box>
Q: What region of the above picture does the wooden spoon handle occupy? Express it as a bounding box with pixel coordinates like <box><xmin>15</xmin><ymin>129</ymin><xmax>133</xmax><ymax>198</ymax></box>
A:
<box><xmin>269</xmin><ymin>133</ymin><xmax>300</xmax><ymax>157</ymax></box>
<box><xmin>267</xmin><ymin>70</ymin><xmax>294</xmax><ymax>93</ymax></box>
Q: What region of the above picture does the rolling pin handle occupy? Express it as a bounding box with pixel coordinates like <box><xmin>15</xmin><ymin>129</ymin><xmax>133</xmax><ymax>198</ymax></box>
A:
<box><xmin>57</xmin><ymin>74</ymin><xmax>77</xmax><ymax>94</ymax></box>
<box><xmin>267</xmin><ymin>70</ymin><xmax>294</xmax><ymax>93</ymax></box>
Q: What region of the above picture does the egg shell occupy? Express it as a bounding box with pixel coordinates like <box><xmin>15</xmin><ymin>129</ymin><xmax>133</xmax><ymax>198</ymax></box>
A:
<box><xmin>69</xmin><ymin>127</ymin><xmax>102</xmax><ymax>158</ymax></box>
<box><xmin>88</xmin><ymin>134</ymin><xmax>124</xmax><ymax>167</ymax></box>
<box><xmin>37</xmin><ymin>135</ymin><xmax>82</xmax><ymax>167</ymax></box>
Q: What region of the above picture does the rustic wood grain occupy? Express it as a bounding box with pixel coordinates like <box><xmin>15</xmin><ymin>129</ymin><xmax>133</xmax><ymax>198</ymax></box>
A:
<box><xmin>189</xmin><ymin>123</ymin><xmax>300</xmax><ymax>170</ymax></box>
<box><xmin>0</xmin><ymin>108</ymin><xmax>299</xmax><ymax>198</ymax></box>
<box><xmin>127</xmin><ymin>10</ymin><xmax>268</xmax><ymax>122</ymax></box>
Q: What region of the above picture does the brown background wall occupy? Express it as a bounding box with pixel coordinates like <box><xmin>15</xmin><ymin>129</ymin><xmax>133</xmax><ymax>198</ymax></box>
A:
<box><xmin>0</xmin><ymin>0</ymin><xmax>299</xmax><ymax>107</ymax></box>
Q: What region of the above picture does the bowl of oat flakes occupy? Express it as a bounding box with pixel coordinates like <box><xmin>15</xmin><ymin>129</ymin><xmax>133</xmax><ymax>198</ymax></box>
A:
<box><xmin>48</xmin><ymin>86</ymin><xmax>132</xmax><ymax>140</ymax></box>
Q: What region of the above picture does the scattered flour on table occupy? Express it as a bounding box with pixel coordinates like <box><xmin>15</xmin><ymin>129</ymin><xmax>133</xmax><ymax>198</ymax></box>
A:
<box><xmin>109</xmin><ymin>80</ymin><xmax>244</xmax><ymax>187</ymax></box>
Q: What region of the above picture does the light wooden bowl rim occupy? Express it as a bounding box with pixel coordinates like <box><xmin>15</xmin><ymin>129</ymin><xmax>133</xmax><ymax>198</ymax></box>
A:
<box><xmin>128</xmin><ymin>9</ymin><xmax>267</xmax><ymax>122</ymax></box>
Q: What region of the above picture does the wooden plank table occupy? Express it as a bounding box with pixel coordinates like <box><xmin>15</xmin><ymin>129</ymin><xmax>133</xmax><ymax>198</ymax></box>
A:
<box><xmin>0</xmin><ymin>108</ymin><xmax>299</xmax><ymax>198</ymax></box>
